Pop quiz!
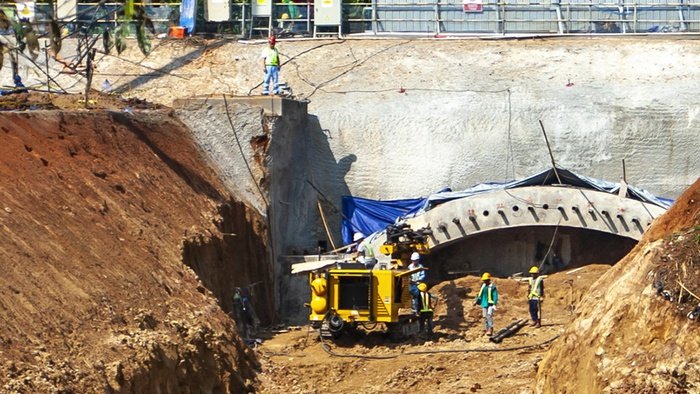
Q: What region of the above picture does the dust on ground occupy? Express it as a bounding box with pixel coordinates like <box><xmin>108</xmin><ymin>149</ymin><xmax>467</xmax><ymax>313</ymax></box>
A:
<box><xmin>253</xmin><ymin>265</ymin><xmax>611</xmax><ymax>393</ymax></box>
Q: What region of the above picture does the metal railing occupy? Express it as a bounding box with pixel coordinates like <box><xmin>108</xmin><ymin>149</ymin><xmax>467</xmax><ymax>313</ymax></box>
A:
<box><xmin>234</xmin><ymin>0</ymin><xmax>700</xmax><ymax>36</ymax></box>
<box><xmin>2</xmin><ymin>1</ymin><xmax>700</xmax><ymax>37</ymax></box>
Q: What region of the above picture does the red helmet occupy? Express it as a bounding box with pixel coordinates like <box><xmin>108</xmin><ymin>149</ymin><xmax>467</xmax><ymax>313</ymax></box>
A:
<box><xmin>268</xmin><ymin>35</ymin><xmax>277</xmax><ymax>44</ymax></box>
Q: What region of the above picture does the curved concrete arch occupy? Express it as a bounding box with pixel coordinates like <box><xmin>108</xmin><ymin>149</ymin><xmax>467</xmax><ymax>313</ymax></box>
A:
<box><xmin>371</xmin><ymin>186</ymin><xmax>666</xmax><ymax>254</ymax></box>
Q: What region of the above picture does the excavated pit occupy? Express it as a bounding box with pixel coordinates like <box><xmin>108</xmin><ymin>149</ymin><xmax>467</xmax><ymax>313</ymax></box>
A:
<box><xmin>0</xmin><ymin>105</ymin><xmax>272</xmax><ymax>392</ymax></box>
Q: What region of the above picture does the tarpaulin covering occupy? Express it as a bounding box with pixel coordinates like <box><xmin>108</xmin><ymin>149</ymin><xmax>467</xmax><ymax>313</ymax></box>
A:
<box><xmin>341</xmin><ymin>167</ymin><xmax>673</xmax><ymax>244</ymax></box>
<box><xmin>179</xmin><ymin>0</ymin><xmax>196</xmax><ymax>34</ymax></box>
<box><xmin>341</xmin><ymin>196</ymin><xmax>425</xmax><ymax>245</ymax></box>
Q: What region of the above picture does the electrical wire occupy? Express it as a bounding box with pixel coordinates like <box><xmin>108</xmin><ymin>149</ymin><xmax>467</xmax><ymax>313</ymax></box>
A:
<box><xmin>319</xmin><ymin>330</ymin><xmax>561</xmax><ymax>360</ymax></box>
<box><xmin>247</xmin><ymin>40</ymin><xmax>347</xmax><ymax>96</ymax></box>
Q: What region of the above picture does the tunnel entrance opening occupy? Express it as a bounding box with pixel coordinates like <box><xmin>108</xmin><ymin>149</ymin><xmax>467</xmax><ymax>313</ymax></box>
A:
<box><xmin>424</xmin><ymin>225</ymin><xmax>638</xmax><ymax>282</ymax></box>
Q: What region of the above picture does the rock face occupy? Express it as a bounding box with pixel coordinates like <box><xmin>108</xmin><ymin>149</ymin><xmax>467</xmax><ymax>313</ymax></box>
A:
<box><xmin>0</xmin><ymin>109</ymin><xmax>271</xmax><ymax>392</ymax></box>
<box><xmin>535</xmin><ymin>178</ymin><xmax>700</xmax><ymax>393</ymax></box>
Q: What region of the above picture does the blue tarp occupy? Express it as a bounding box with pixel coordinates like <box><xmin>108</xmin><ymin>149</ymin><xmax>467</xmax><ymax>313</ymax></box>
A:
<box><xmin>341</xmin><ymin>196</ymin><xmax>425</xmax><ymax>245</ymax></box>
<box><xmin>341</xmin><ymin>167</ymin><xmax>673</xmax><ymax>244</ymax></box>
<box><xmin>179</xmin><ymin>0</ymin><xmax>196</xmax><ymax>34</ymax></box>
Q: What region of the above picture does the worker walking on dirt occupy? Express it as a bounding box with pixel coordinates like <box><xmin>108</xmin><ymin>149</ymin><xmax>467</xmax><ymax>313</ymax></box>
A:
<box><xmin>408</xmin><ymin>252</ymin><xmax>425</xmax><ymax>313</ymax></box>
<box><xmin>417</xmin><ymin>282</ymin><xmax>437</xmax><ymax>338</ymax></box>
<box><xmin>474</xmin><ymin>272</ymin><xmax>498</xmax><ymax>336</ymax></box>
<box><xmin>527</xmin><ymin>266</ymin><xmax>545</xmax><ymax>328</ymax></box>
<box><xmin>261</xmin><ymin>36</ymin><xmax>281</xmax><ymax>95</ymax></box>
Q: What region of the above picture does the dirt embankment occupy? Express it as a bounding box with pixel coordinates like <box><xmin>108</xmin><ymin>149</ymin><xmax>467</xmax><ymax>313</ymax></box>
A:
<box><xmin>0</xmin><ymin>106</ymin><xmax>271</xmax><ymax>392</ymax></box>
<box><xmin>536</xmin><ymin>178</ymin><xmax>700</xmax><ymax>393</ymax></box>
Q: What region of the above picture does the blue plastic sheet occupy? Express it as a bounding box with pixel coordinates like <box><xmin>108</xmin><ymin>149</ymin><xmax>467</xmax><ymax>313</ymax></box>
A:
<box><xmin>341</xmin><ymin>196</ymin><xmax>425</xmax><ymax>245</ymax></box>
<box><xmin>179</xmin><ymin>0</ymin><xmax>196</xmax><ymax>34</ymax></box>
<box><xmin>341</xmin><ymin>167</ymin><xmax>673</xmax><ymax>244</ymax></box>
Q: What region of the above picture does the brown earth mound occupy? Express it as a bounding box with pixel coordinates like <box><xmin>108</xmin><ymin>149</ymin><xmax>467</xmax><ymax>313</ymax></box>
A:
<box><xmin>0</xmin><ymin>103</ymin><xmax>271</xmax><ymax>392</ymax></box>
<box><xmin>536</xmin><ymin>178</ymin><xmax>700</xmax><ymax>393</ymax></box>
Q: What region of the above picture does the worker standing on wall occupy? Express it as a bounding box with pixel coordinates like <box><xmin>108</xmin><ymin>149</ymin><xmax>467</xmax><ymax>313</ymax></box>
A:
<box><xmin>417</xmin><ymin>282</ymin><xmax>437</xmax><ymax>338</ymax></box>
<box><xmin>261</xmin><ymin>36</ymin><xmax>280</xmax><ymax>96</ymax></box>
<box><xmin>408</xmin><ymin>252</ymin><xmax>425</xmax><ymax>313</ymax></box>
<box><xmin>474</xmin><ymin>272</ymin><xmax>498</xmax><ymax>336</ymax></box>
<box><xmin>527</xmin><ymin>266</ymin><xmax>545</xmax><ymax>328</ymax></box>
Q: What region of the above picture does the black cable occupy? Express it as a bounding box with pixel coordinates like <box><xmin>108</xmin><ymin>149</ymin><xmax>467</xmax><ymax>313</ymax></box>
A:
<box><xmin>247</xmin><ymin>40</ymin><xmax>346</xmax><ymax>96</ymax></box>
<box><xmin>305</xmin><ymin>41</ymin><xmax>409</xmax><ymax>99</ymax></box>
<box><xmin>319</xmin><ymin>331</ymin><xmax>561</xmax><ymax>360</ymax></box>
<box><xmin>222</xmin><ymin>93</ymin><xmax>269</xmax><ymax>207</ymax></box>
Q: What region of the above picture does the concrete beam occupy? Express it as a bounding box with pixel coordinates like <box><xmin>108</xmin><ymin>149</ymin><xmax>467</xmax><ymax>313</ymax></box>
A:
<box><xmin>172</xmin><ymin>96</ymin><xmax>307</xmax><ymax>118</ymax></box>
<box><xmin>370</xmin><ymin>186</ymin><xmax>666</xmax><ymax>254</ymax></box>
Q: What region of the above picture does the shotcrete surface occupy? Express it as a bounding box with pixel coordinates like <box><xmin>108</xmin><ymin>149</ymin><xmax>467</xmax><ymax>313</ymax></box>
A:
<box><xmin>94</xmin><ymin>37</ymin><xmax>699</xmax><ymax>208</ymax></box>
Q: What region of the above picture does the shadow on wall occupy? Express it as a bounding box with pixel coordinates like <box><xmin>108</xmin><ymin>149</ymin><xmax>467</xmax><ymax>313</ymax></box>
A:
<box><xmin>307</xmin><ymin>115</ymin><xmax>356</xmax><ymax>247</ymax></box>
<box><xmin>277</xmin><ymin>114</ymin><xmax>357</xmax><ymax>324</ymax></box>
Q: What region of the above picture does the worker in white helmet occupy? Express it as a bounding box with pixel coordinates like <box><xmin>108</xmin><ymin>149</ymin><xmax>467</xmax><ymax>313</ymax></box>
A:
<box><xmin>408</xmin><ymin>252</ymin><xmax>426</xmax><ymax>313</ymax></box>
<box><xmin>352</xmin><ymin>232</ymin><xmax>376</xmax><ymax>268</ymax></box>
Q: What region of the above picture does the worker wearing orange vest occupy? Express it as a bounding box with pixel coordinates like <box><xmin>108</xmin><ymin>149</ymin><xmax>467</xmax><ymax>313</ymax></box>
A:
<box><xmin>474</xmin><ymin>272</ymin><xmax>499</xmax><ymax>336</ymax></box>
<box><xmin>527</xmin><ymin>266</ymin><xmax>545</xmax><ymax>328</ymax></box>
<box><xmin>417</xmin><ymin>282</ymin><xmax>437</xmax><ymax>338</ymax></box>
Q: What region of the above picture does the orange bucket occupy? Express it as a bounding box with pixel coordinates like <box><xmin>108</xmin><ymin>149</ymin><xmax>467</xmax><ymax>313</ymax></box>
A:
<box><xmin>168</xmin><ymin>26</ymin><xmax>186</xmax><ymax>39</ymax></box>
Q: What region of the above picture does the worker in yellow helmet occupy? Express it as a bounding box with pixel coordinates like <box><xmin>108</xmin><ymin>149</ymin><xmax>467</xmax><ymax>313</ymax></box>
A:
<box><xmin>417</xmin><ymin>282</ymin><xmax>437</xmax><ymax>338</ymax></box>
<box><xmin>474</xmin><ymin>272</ymin><xmax>498</xmax><ymax>336</ymax></box>
<box><xmin>527</xmin><ymin>266</ymin><xmax>545</xmax><ymax>328</ymax></box>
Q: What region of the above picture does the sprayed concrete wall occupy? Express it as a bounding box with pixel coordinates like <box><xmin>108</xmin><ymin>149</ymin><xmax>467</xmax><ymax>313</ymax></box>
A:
<box><xmin>174</xmin><ymin>97</ymin><xmax>324</xmax><ymax>321</ymax></box>
<box><xmin>97</xmin><ymin>39</ymin><xmax>700</xmax><ymax>242</ymax></box>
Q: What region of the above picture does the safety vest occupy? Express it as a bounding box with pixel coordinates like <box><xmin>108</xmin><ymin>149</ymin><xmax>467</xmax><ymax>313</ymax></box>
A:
<box><xmin>477</xmin><ymin>283</ymin><xmax>495</xmax><ymax>304</ymax></box>
<box><xmin>360</xmin><ymin>240</ymin><xmax>374</xmax><ymax>258</ymax></box>
<box><xmin>528</xmin><ymin>276</ymin><xmax>543</xmax><ymax>300</ymax></box>
<box><xmin>420</xmin><ymin>291</ymin><xmax>433</xmax><ymax>312</ymax></box>
<box><xmin>265</xmin><ymin>48</ymin><xmax>279</xmax><ymax>66</ymax></box>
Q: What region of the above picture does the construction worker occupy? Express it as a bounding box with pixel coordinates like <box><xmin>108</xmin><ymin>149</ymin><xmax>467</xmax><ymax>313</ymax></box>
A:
<box><xmin>417</xmin><ymin>282</ymin><xmax>437</xmax><ymax>338</ymax></box>
<box><xmin>408</xmin><ymin>252</ymin><xmax>425</xmax><ymax>313</ymax></box>
<box><xmin>527</xmin><ymin>266</ymin><xmax>545</xmax><ymax>327</ymax></box>
<box><xmin>261</xmin><ymin>35</ymin><xmax>280</xmax><ymax>95</ymax></box>
<box><xmin>474</xmin><ymin>272</ymin><xmax>498</xmax><ymax>336</ymax></box>
<box><xmin>353</xmin><ymin>232</ymin><xmax>376</xmax><ymax>268</ymax></box>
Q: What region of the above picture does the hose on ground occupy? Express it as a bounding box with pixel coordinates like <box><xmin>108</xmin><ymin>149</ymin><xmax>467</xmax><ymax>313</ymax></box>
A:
<box><xmin>319</xmin><ymin>332</ymin><xmax>561</xmax><ymax>360</ymax></box>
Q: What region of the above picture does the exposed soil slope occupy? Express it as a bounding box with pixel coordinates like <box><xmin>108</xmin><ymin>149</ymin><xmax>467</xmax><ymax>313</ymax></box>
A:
<box><xmin>536</xmin><ymin>178</ymin><xmax>700</xmax><ymax>393</ymax></box>
<box><xmin>255</xmin><ymin>265</ymin><xmax>610</xmax><ymax>393</ymax></box>
<box><xmin>0</xmin><ymin>106</ymin><xmax>270</xmax><ymax>392</ymax></box>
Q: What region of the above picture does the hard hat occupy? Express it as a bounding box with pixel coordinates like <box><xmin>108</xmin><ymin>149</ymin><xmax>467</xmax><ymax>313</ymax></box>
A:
<box><xmin>481</xmin><ymin>272</ymin><xmax>491</xmax><ymax>281</ymax></box>
<box><xmin>417</xmin><ymin>282</ymin><xmax>427</xmax><ymax>292</ymax></box>
<box><xmin>268</xmin><ymin>35</ymin><xmax>277</xmax><ymax>44</ymax></box>
<box><xmin>281</xmin><ymin>12</ymin><xmax>289</xmax><ymax>19</ymax></box>
<box><xmin>529</xmin><ymin>266</ymin><xmax>539</xmax><ymax>274</ymax></box>
<box><xmin>353</xmin><ymin>232</ymin><xmax>365</xmax><ymax>242</ymax></box>
<box><xmin>410</xmin><ymin>252</ymin><xmax>420</xmax><ymax>261</ymax></box>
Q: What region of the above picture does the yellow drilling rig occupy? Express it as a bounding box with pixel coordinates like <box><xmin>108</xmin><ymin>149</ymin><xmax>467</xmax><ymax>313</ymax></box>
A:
<box><xmin>295</xmin><ymin>223</ymin><xmax>433</xmax><ymax>339</ymax></box>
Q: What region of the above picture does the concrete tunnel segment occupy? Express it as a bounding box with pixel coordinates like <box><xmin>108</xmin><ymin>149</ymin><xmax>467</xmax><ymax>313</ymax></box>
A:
<box><xmin>369</xmin><ymin>185</ymin><xmax>667</xmax><ymax>260</ymax></box>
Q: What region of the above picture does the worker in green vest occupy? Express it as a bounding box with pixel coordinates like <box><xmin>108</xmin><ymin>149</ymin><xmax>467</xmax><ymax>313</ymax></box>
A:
<box><xmin>527</xmin><ymin>266</ymin><xmax>545</xmax><ymax>328</ymax></box>
<box><xmin>261</xmin><ymin>35</ymin><xmax>280</xmax><ymax>95</ymax></box>
<box><xmin>474</xmin><ymin>272</ymin><xmax>499</xmax><ymax>336</ymax></box>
